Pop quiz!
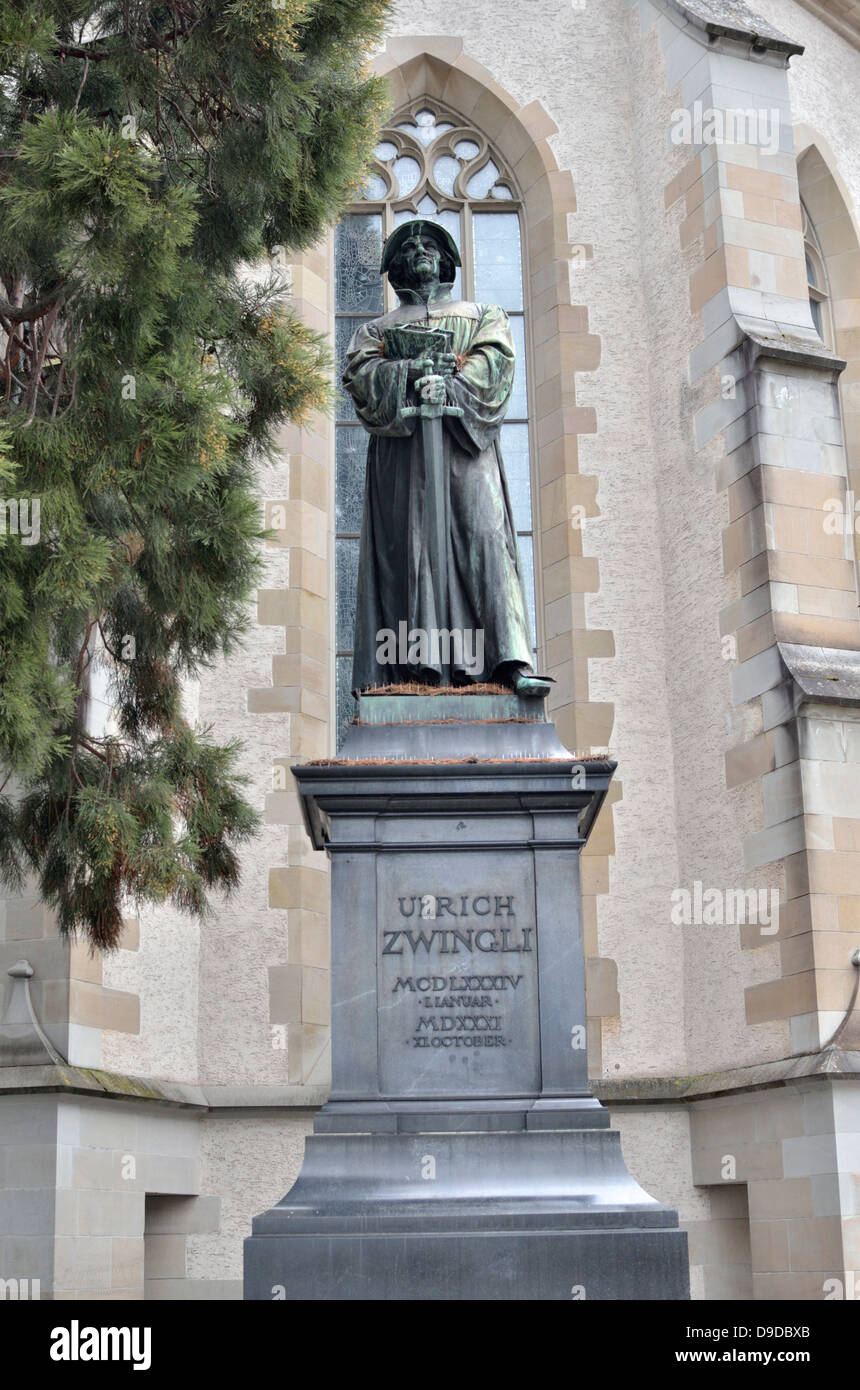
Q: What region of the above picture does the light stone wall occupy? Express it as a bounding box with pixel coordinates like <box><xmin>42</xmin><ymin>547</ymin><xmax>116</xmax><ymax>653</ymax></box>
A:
<box><xmin>0</xmin><ymin>893</ymin><xmax>140</xmax><ymax>1071</ymax></box>
<box><xmin>611</xmin><ymin>1105</ymin><xmax>753</xmax><ymax>1300</ymax></box>
<box><xmin>54</xmin><ymin>1096</ymin><xmax>199</xmax><ymax>1300</ymax></box>
<box><xmin>626</xmin><ymin>10</ymin><xmax>785</xmax><ymax>1071</ymax></box>
<box><xmin>630</xmin><ymin>2</ymin><xmax>814</xmax><ymax>1076</ymax></box>
<box><xmin>610</xmin><ymin>1</ymin><xmax>770</xmax><ymax>1077</ymax></box>
<box><xmin>628</xmin><ymin>0</ymin><xmax>860</xmax><ymax>1070</ymax></box>
<box><xmin>689</xmin><ymin>1078</ymin><xmax>860</xmax><ymax>1298</ymax></box>
<box><xmin>0</xmin><ymin>1093</ymin><xmax>201</xmax><ymax>1299</ymax></box>
<box><xmin>0</xmin><ymin>1095</ymin><xmax>58</xmax><ymax>1299</ymax></box>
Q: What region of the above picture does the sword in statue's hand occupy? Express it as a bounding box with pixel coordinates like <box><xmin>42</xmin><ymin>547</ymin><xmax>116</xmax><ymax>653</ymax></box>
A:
<box><xmin>382</xmin><ymin>325</ymin><xmax>464</xmax><ymax>685</ymax></box>
<box><xmin>400</xmin><ymin>351</ymin><xmax>463</xmax><ymax>687</ymax></box>
<box><xmin>403</xmin><ymin>367</ymin><xmax>464</xmax><ymax>686</ymax></box>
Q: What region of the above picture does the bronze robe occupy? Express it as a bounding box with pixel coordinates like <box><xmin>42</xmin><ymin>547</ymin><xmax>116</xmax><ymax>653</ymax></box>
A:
<box><xmin>343</xmin><ymin>291</ymin><xmax>533</xmax><ymax>691</ymax></box>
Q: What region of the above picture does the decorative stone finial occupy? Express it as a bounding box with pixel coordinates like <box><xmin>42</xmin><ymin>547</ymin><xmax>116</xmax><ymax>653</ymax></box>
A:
<box><xmin>0</xmin><ymin>959</ymin><xmax>67</xmax><ymax>1067</ymax></box>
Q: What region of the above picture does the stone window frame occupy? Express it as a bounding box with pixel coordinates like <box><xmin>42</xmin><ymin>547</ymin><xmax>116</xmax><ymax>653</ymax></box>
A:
<box><xmin>801</xmin><ymin>197</ymin><xmax>834</xmax><ymax>348</ymax></box>
<box><xmin>796</xmin><ymin>130</ymin><xmax>860</xmax><ymax>599</ymax></box>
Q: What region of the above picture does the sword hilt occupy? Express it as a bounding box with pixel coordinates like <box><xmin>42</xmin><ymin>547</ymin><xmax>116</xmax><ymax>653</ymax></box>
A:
<box><xmin>401</xmin><ymin>402</ymin><xmax>464</xmax><ymax>420</ymax></box>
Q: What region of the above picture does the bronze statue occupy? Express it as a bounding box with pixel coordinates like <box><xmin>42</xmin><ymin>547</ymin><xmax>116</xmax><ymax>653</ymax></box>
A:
<box><xmin>342</xmin><ymin>218</ymin><xmax>551</xmax><ymax>698</ymax></box>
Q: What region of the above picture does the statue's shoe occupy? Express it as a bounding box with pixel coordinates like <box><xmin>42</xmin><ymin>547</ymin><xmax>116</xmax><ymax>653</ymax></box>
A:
<box><xmin>513</xmin><ymin>671</ymin><xmax>555</xmax><ymax>698</ymax></box>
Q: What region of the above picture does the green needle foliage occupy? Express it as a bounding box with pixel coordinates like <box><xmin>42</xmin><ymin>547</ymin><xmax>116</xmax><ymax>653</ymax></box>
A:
<box><xmin>0</xmin><ymin>0</ymin><xmax>390</xmax><ymax>948</ymax></box>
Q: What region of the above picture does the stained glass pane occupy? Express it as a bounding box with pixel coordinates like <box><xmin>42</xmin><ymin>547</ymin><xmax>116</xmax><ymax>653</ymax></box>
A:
<box><xmin>336</xmin><ymin>538</ymin><xmax>360</xmax><ymax>651</ymax></box>
<box><xmin>417</xmin><ymin>193</ymin><xmax>437</xmax><ymax>214</ymax></box>
<box><xmin>508</xmin><ymin>315</ymin><xmax>528</xmax><ymax>418</ymax></box>
<box><xmin>467</xmin><ymin>159</ymin><xmax>500</xmax><ymax>199</ymax></box>
<box><xmin>433</xmin><ymin>156</ymin><xmax>461</xmax><ymax>197</ymax></box>
<box><xmin>375</xmin><ymin>141</ymin><xmax>397</xmax><ymax>161</ymax></box>
<box><xmin>517</xmin><ymin>535</ymin><xmax>537</xmax><ymax>650</ymax></box>
<box><xmin>398</xmin><ymin>110</ymin><xmax>455</xmax><ymax>146</ymax></box>
<box><xmin>501</xmin><ymin>424</ymin><xmax>532</xmax><ymax>535</ymax></box>
<box><xmin>394</xmin><ymin>206</ymin><xmax>462</xmax><ymax>298</ymax></box>
<box><xmin>335</xmin><ymin>317</ymin><xmax>368</xmax><ymax>422</ymax></box>
<box><xmin>414</xmin><ymin>110</ymin><xmax>436</xmax><ymax>142</ymax></box>
<box><xmin>454</xmin><ymin>139</ymin><xmax>480</xmax><ymax>161</ymax></box>
<box><xmin>359</xmin><ymin>171</ymin><xmax>388</xmax><ymax>200</ymax></box>
<box><xmin>473</xmin><ymin>211</ymin><xmax>523</xmax><ymax>310</ymax></box>
<box><xmin>492</xmin><ymin>184</ymin><xmax>514</xmax><ymax>200</ymax></box>
<box><xmin>336</xmin><ymin>426</ymin><xmax>367</xmax><ymax>535</ymax></box>
<box><xmin>392</xmin><ymin>156</ymin><xmax>421</xmax><ymax>196</ymax></box>
<box><xmin>336</xmin><ymin>655</ymin><xmax>357</xmax><ymax>751</ymax></box>
<box><xmin>335</xmin><ymin>214</ymin><xmax>383</xmax><ymax>314</ymax></box>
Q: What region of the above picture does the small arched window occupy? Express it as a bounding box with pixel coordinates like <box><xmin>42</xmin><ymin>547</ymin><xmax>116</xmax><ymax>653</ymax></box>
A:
<box><xmin>333</xmin><ymin>102</ymin><xmax>537</xmax><ymax>746</ymax></box>
<box><xmin>802</xmin><ymin>199</ymin><xmax>833</xmax><ymax>346</ymax></box>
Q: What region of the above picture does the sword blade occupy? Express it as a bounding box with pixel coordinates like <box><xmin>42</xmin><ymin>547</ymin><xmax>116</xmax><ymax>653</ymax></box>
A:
<box><xmin>420</xmin><ymin>411</ymin><xmax>450</xmax><ymax>685</ymax></box>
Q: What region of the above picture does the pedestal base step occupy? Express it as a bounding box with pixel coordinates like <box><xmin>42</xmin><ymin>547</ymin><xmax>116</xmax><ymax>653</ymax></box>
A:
<box><xmin>244</xmin><ymin>1126</ymin><xmax>690</xmax><ymax>1300</ymax></box>
<box><xmin>244</xmin><ymin>1227</ymin><xmax>690</xmax><ymax>1301</ymax></box>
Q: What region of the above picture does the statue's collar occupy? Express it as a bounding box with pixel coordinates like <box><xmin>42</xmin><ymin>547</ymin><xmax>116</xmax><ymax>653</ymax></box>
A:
<box><xmin>395</xmin><ymin>284</ymin><xmax>455</xmax><ymax>306</ymax></box>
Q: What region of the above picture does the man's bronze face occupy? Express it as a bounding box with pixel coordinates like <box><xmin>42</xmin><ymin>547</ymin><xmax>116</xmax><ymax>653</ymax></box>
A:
<box><xmin>399</xmin><ymin>232</ymin><xmax>442</xmax><ymax>292</ymax></box>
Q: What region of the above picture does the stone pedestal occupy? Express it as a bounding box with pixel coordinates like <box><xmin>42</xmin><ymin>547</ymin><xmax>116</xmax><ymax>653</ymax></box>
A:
<box><xmin>244</xmin><ymin>694</ymin><xmax>689</xmax><ymax>1300</ymax></box>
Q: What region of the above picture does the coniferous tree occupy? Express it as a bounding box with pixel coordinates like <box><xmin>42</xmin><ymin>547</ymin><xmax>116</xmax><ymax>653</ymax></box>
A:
<box><xmin>0</xmin><ymin>0</ymin><xmax>389</xmax><ymax>947</ymax></box>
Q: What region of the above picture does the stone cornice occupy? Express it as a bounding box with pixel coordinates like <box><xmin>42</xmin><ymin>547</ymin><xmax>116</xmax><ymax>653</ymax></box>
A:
<box><xmin>594</xmin><ymin>1047</ymin><xmax>860</xmax><ymax>1104</ymax></box>
<box><xmin>665</xmin><ymin>0</ymin><xmax>805</xmax><ymax>56</ymax></box>
<box><xmin>1</xmin><ymin>1056</ymin><xmax>856</xmax><ymax>1111</ymax></box>
<box><xmin>0</xmin><ymin>1064</ymin><xmax>210</xmax><ymax>1109</ymax></box>
<box><xmin>741</xmin><ymin>321</ymin><xmax>847</xmax><ymax>374</ymax></box>
<box><xmin>778</xmin><ymin>643</ymin><xmax>860</xmax><ymax>707</ymax></box>
<box><xmin>0</xmin><ymin>1065</ymin><xmax>331</xmax><ymax>1110</ymax></box>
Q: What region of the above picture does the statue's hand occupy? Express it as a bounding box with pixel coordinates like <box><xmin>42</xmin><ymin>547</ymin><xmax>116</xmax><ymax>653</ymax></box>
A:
<box><xmin>435</xmin><ymin>352</ymin><xmax>458</xmax><ymax>379</ymax></box>
<box><xmin>406</xmin><ymin>356</ymin><xmax>434</xmax><ymax>384</ymax></box>
<box><xmin>415</xmin><ymin>373</ymin><xmax>447</xmax><ymax>405</ymax></box>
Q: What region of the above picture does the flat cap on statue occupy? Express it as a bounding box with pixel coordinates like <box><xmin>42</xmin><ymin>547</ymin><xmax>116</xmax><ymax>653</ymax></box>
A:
<box><xmin>380</xmin><ymin>218</ymin><xmax>462</xmax><ymax>275</ymax></box>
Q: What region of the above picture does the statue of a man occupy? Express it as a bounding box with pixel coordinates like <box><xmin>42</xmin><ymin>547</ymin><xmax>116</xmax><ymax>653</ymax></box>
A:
<box><xmin>342</xmin><ymin>218</ymin><xmax>551</xmax><ymax>698</ymax></box>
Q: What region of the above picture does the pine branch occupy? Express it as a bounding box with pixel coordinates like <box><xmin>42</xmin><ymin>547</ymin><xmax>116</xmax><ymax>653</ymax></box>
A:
<box><xmin>0</xmin><ymin>0</ymin><xmax>394</xmax><ymax>945</ymax></box>
<box><xmin>24</xmin><ymin>302</ymin><xmax>60</xmax><ymax>425</ymax></box>
<box><xmin>0</xmin><ymin>290</ymin><xmax>65</xmax><ymax>326</ymax></box>
<box><xmin>55</xmin><ymin>44</ymin><xmax>111</xmax><ymax>61</ymax></box>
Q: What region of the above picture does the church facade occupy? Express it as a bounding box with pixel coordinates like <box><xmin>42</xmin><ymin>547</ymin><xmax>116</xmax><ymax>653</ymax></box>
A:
<box><xmin>2</xmin><ymin>0</ymin><xmax>860</xmax><ymax>1301</ymax></box>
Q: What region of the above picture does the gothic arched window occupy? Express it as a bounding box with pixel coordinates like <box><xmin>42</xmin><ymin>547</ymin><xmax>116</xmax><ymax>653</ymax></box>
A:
<box><xmin>333</xmin><ymin>102</ymin><xmax>537</xmax><ymax>745</ymax></box>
